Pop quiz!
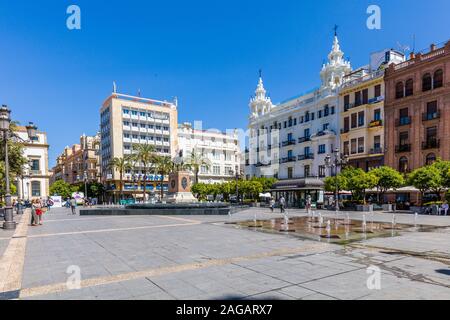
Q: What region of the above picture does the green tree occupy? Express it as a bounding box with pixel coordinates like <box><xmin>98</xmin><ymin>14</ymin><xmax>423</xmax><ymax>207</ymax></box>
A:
<box><xmin>108</xmin><ymin>156</ymin><xmax>132</xmax><ymax>201</ymax></box>
<box><xmin>191</xmin><ymin>183</ymin><xmax>209</xmax><ymax>201</ymax></box>
<box><xmin>185</xmin><ymin>150</ymin><xmax>211</xmax><ymax>184</ymax></box>
<box><xmin>50</xmin><ymin>180</ymin><xmax>77</xmax><ymax>199</ymax></box>
<box><xmin>154</xmin><ymin>155</ymin><xmax>174</xmax><ymax>200</ymax></box>
<box><xmin>371</xmin><ymin>166</ymin><xmax>405</xmax><ymax>203</ymax></box>
<box><xmin>250</xmin><ymin>177</ymin><xmax>277</xmax><ymax>192</ymax></box>
<box><xmin>132</xmin><ymin>144</ymin><xmax>156</xmax><ymax>202</ymax></box>
<box><xmin>408</xmin><ymin>165</ymin><xmax>443</xmax><ymax>204</ymax></box>
<box><xmin>342</xmin><ymin>168</ymin><xmax>377</xmax><ymax>203</ymax></box>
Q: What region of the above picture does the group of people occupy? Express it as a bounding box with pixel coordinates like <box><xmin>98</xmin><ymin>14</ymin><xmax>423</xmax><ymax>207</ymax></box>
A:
<box><xmin>269</xmin><ymin>196</ymin><xmax>287</xmax><ymax>213</ymax></box>
<box><xmin>30</xmin><ymin>198</ymin><xmax>49</xmax><ymax>226</ymax></box>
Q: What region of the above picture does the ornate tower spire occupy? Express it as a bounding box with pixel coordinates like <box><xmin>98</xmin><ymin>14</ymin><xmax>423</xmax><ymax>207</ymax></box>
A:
<box><xmin>249</xmin><ymin>71</ymin><xmax>272</xmax><ymax>119</ymax></box>
<box><xmin>320</xmin><ymin>33</ymin><xmax>352</xmax><ymax>89</ymax></box>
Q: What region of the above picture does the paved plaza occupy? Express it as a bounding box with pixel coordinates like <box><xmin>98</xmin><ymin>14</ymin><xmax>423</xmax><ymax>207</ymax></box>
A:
<box><xmin>0</xmin><ymin>207</ymin><xmax>449</xmax><ymax>300</ymax></box>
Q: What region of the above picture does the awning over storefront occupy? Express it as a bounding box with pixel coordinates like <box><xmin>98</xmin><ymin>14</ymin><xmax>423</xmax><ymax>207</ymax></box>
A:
<box><xmin>270</xmin><ymin>178</ymin><xmax>324</xmax><ymax>191</ymax></box>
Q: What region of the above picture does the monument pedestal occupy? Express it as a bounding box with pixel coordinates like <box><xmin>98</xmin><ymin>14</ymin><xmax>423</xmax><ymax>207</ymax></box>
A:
<box><xmin>163</xmin><ymin>171</ymin><xmax>197</xmax><ymax>204</ymax></box>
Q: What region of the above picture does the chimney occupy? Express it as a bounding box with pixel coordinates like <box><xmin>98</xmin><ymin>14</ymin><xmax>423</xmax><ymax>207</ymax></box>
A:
<box><xmin>409</xmin><ymin>52</ymin><xmax>415</xmax><ymax>60</ymax></box>
<box><xmin>430</xmin><ymin>43</ymin><xmax>437</xmax><ymax>51</ymax></box>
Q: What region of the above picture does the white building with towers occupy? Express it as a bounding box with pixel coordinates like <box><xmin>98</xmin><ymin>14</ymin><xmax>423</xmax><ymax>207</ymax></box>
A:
<box><xmin>245</xmin><ymin>33</ymin><xmax>352</xmax><ymax>208</ymax></box>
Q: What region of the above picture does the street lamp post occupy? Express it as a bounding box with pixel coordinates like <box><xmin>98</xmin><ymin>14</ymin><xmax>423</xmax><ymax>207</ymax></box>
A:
<box><xmin>0</xmin><ymin>107</ymin><xmax>36</xmax><ymax>229</ymax></box>
<box><xmin>324</xmin><ymin>148</ymin><xmax>348</xmax><ymax>216</ymax></box>
<box><xmin>83</xmin><ymin>172</ymin><xmax>88</xmax><ymax>202</ymax></box>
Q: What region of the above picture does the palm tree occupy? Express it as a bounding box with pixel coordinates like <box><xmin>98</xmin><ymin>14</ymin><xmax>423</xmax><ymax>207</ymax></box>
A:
<box><xmin>154</xmin><ymin>156</ymin><xmax>174</xmax><ymax>200</ymax></box>
<box><xmin>185</xmin><ymin>150</ymin><xmax>211</xmax><ymax>184</ymax></box>
<box><xmin>132</xmin><ymin>144</ymin><xmax>156</xmax><ymax>202</ymax></box>
<box><xmin>108</xmin><ymin>157</ymin><xmax>132</xmax><ymax>202</ymax></box>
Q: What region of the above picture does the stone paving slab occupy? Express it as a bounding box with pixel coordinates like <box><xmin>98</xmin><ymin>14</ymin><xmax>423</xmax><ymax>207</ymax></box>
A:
<box><xmin>2</xmin><ymin>207</ymin><xmax>450</xmax><ymax>300</ymax></box>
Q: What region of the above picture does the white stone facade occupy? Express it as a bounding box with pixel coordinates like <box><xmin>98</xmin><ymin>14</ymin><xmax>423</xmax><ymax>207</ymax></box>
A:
<box><xmin>245</xmin><ymin>36</ymin><xmax>352</xmax><ymax>182</ymax></box>
<box><xmin>177</xmin><ymin>122</ymin><xmax>241</xmax><ymax>184</ymax></box>
<box><xmin>14</xmin><ymin>127</ymin><xmax>50</xmax><ymax>200</ymax></box>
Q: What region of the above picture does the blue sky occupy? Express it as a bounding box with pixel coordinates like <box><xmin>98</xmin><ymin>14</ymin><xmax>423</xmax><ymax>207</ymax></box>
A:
<box><xmin>0</xmin><ymin>0</ymin><xmax>449</xmax><ymax>167</ymax></box>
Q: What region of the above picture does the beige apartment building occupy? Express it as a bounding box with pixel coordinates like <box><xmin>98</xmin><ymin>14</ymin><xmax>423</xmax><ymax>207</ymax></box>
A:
<box><xmin>340</xmin><ymin>49</ymin><xmax>405</xmax><ymax>171</ymax></box>
<box><xmin>51</xmin><ymin>133</ymin><xmax>101</xmax><ymax>186</ymax></box>
<box><xmin>14</xmin><ymin>126</ymin><xmax>51</xmax><ymax>200</ymax></box>
<box><xmin>100</xmin><ymin>92</ymin><xmax>178</xmax><ymax>201</ymax></box>
<box><xmin>177</xmin><ymin>122</ymin><xmax>241</xmax><ymax>184</ymax></box>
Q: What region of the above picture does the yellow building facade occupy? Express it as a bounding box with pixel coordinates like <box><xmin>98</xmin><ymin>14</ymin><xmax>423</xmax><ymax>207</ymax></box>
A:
<box><xmin>339</xmin><ymin>69</ymin><xmax>385</xmax><ymax>171</ymax></box>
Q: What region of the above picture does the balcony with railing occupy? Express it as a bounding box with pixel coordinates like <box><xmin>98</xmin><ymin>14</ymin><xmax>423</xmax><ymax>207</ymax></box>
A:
<box><xmin>370</xmin><ymin>147</ymin><xmax>383</xmax><ymax>154</ymax></box>
<box><xmin>340</xmin><ymin>128</ymin><xmax>350</xmax><ymax>134</ymax></box>
<box><xmin>298</xmin><ymin>153</ymin><xmax>315</xmax><ymax>161</ymax></box>
<box><xmin>298</xmin><ymin>136</ymin><xmax>311</xmax><ymax>143</ymax></box>
<box><xmin>422</xmin><ymin>139</ymin><xmax>440</xmax><ymax>150</ymax></box>
<box><xmin>282</xmin><ymin>140</ymin><xmax>297</xmax><ymax>147</ymax></box>
<box><xmin>395</xmin><ymin>144</ymin><xmax>411</xmax><ymax>153</ymax></box>
<box><xmin>369</xmin><ymin>120</ymin><xmax>383</xmax><ymax>128</ymax></box>
<box><xmin>422</xmin><ymin>111</ymin><xmax>441</xmax><ymax>121</ymax></box>
<box><xmin>281</xmin><ymin>156</ymin><xmax>297</xmax><ymax>164</ymax></box>
<box><xmin>395</xmin><ymin>117</ymin><xmax>411</xmax><ymax>127</ymax></box>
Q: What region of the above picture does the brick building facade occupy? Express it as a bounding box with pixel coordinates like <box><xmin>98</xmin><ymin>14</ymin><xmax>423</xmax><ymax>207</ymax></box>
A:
<box><xmin>384</xmin><ymin>41</ymin><xmax>450</xmax><ymax>174</ymax></box>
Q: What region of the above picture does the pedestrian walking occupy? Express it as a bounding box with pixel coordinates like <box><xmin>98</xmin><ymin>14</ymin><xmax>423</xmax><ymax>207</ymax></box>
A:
<box><xmin>70</xmin><ymin>198</ymin><xmax>77</xmax><ymax>215</ymax></box>
<box><xmin>279</xmin><ymin>196</ymin><xmax>286</xmax><ymax>214</ymax></box>
<box><xmin>269</xmin><ymin>198</ymin><xmax>275</xmax><ymax>212</ymax></box>
<box><xmin>46</xmin><ymin>198</ymin><xmax>54</xmax><ymax>212</ymax></box>
<box><xmin>442</xmin><ymin>202</ymin><xmax>449</xmax><ymax>216</ymax></box>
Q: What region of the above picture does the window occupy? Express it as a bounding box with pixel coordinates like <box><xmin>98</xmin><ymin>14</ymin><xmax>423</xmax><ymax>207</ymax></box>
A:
<box><xmin>351</xmin><ymin>113</ymin><xmax>357</xmax><ymax>128</ymax></box>
<box><xmin>374</xmin><ymin>84</ymin><xmax>381</xmax><ymax>98</ymax></box>
<box><xmin>123</xmin><ymin>133</ymin><xmax>130</xmax><ymax>138</ymax></box>
<box><xmin>311</xmin><ymin>112</ymin><xmax>315</xmax><ymax>121</ymax></box>
<box><xmin>304</xmin><ymin>128</ymin><xmax>310</xmax><ymax>138</ymax></box>
<box><xmin>293</xmin><ymin>118</ymin><xmax>297</xmax><ymax>126</ymax></box>
<box><xmin>123</xmin><ymin>109</ymin><xmax>130</xmax><ymax>114</ymax></box>
<box><xmin>131</xmin><ymin>111</ymin><xmax>138</xmax><ymax>116</ymax></box>
<box><xmin>287</xmin><ymin>167</ymin><xmax>294</xmax><ymax>179</ymax></box>
<box><xmin>287</xmin><ymin>133</ymin><xmax>293</xmax><ymax>142</ymax></box>
<box><xmin>318</xmin><ymin>144</ymin><xmax>326</xmax><ymax>154</ymax></box>
<box><xmin>362</xmin><ymin>89</ymin><xmax>369</xmax><ymax>104</ymax></box>
<box><xmin>31</xmin><ymin>181</ymin><xmax>41</xmax><ymax>197</ymax></box>
<box><xmin>374</xmin><ymin>109</ymin><xmax>381</xmax><ymax>121</ymax></box>
<box><xmin>396</xmin><ymin>82</ymin><xmax>404</xmax><ymax>99</ymax></box>
<box><xmin>374</xmin><ymin>135</ymin><xmax>381</xmax><ymax>150</ymax></box>
<box><xmin>288</xmin><ymin>117</ymin><xmax>293</xmax><ymax>127</ymax></box>
<box><xmin>343</xmin><ymin>117</ymin><xmax>349</xmax><ymax>132</ymax></box>
<box><xmin>319</xmin><ymin>165</ymin><xmax>326</xmax><ymax>178</ymax></box>
<box><xmin>318</xmin><ymin>110</ymin><xmax>322</xmax><ymax>118</ymax></box>
<box><xmin>426</xmin><ymin>101</ymin><xmax>438</xmax><ymax>120</ymax></box>
<box><xmin>324</xmin><ymin>105</ymin><xmax>329</xmax><ymax>117</ymax></box>
<box><xmin>405</xmin><ymin>79</ymin><xmax>414</xmax><ymax>97</ymax></box>
<box><xmin>140</xmin><ymin>112</ymin><xmax>146</xmax><ymax>117</ymax></box>
<box><xmin>30</xmin><ymin>159</ymin><xmax>40</xmax><ymax>171</ymax></box>
<box><xmin>343</xmin><ymin>141</ymin><xmax>350</xmax><ymax>155</ymax></box>
<box><xmin>304</xmin><ymin>165</ymin><xmax>310</xmax><ymax>177</ymax></box>
<box><xmin>355</xmin><ymin>91</ymin><xmax>362</xmax><ymax>106</ymax></box>
<box><xmin>351</xmin><ymin>139</ymin><xmax>357</xmax><ymax>154</ymax></box>
<box><xmin>305</xmin><ymin>112</ymin><xmax>310</xmax><ymax>122</ymax></box>
<box><xmin>300</xmin><ymin>116</ymin><xmax>304</xmax><ymax>124</ymax></box>
<box><xmin>344</xmin><ymin>95</ymin><xmax>350</xmax><ymax>109</ymax></box>
<box><xmin>284</xmin><ymin>121</ymin><xmax>287</xmax><ymax>128</ymax></box>
<box><xmin>331</xmin><ymin>106</ymin><xmax>335</xmax><ymax>115</ymax></box>
<box><xmin>140</xmin><ymin>124</ymin><xmax>146</xmax><ymax>128</ymax></box>
<box><xmin>434</xmin><ymin>69</ymin><xmax>443</xmax><ymax>89</ymax></box>
<box><xmin>358</xmin><ymin>111</ymin><xmax>365</xmax><ymax>127</ymax></box>
<box><xmin>426</xmin><ymin>153</ymin><xmax>436</xmax><ymax>166</ymax></box>
<box><xmin>358</xmin><ymin>137</ymin><xmax>365</xmax><ymax>153</ymax></box>
<box><xmin>304</xmin><ymin>146</ymin><xmax>311</xmax><ymax>156</ymax></box>
<box><xmin>201</xmin><ymin>165</ymin><xmax>208</xmax><ymax>174</ymax></box>
<box><xmin>399</xmin><ymin>132</ymin><xmax>409</xmax><ymax>145</ymax></box>
<box><xmin>426</xmin><ymin>126</ymin><xmax>437</xmax><ymax>143</ymax></box>
<box><xmin>213</xmin><ymin>166</ymin><xmax>221</xmax><ymax>175</ymax></box>
<box><xmin>422</xmin><ymin>73</ymin><xmax>432</xmax><ymax>92</ymax></box>
<box><xmin>323</xmin><ymin>123</ymin><xmax>329</xmax><ymax>131</ymax></box>
<box><xmin>399</xmin><ymin>157</ymin><xmax>408</xmax><ymax>173</ymax></box>
<box><xmin>123</xmin><ymin>121</ymin><xmax>129</xmax><ymax>126</ymax></box>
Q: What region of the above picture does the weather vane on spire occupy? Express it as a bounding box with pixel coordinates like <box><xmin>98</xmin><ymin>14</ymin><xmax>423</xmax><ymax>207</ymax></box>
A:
<box><xmin>333</xmin><ymin>24</ymin><xmax>338</xmax><ymax>36</ymax></box>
